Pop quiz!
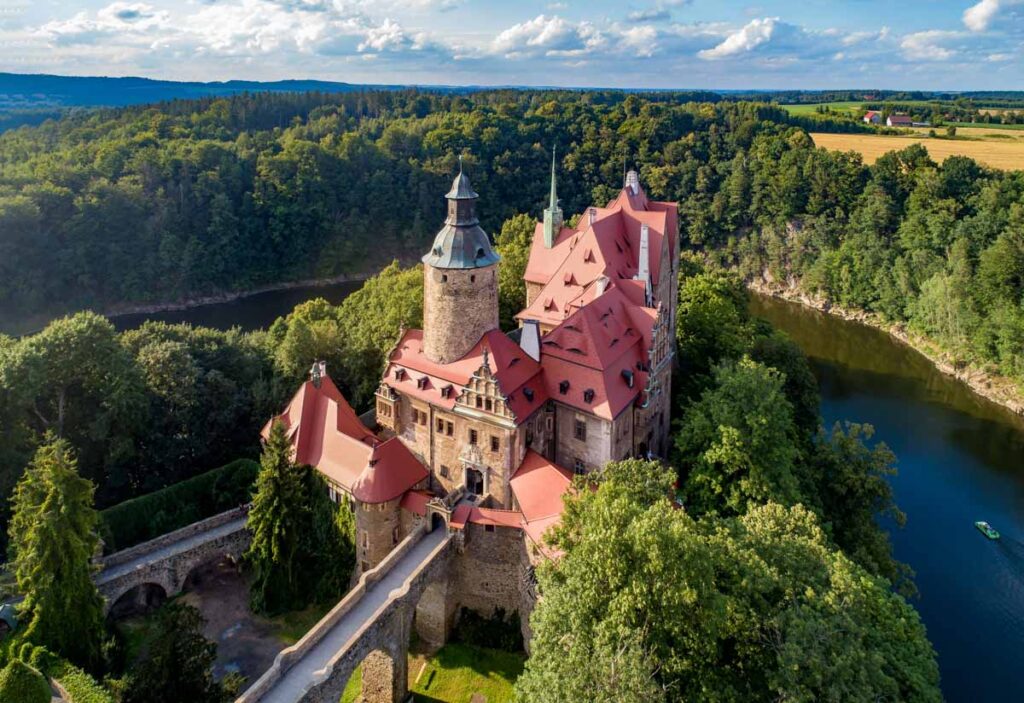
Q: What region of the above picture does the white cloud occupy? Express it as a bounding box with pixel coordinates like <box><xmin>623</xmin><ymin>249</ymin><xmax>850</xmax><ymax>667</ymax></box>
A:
<box><xmin>697</xmin><ymin>17</ymin><xmax>776</xmax><ymax>59</ymax></box>
<box><xmin>964</xmin><ymin>0</ymin><xmax>1000</xmax><ymax>31</ymax></box>
<box><xmin>620</xmin><ymin>25</ymin><xmax>658</xmax><ymax>57</ymax></box>
<box><xmin>900</xmin><ymin>30</ymin><xmax>959</xmax><ymax>61</ymax></box>
<box><xmin>491</xmin><ymin>15</ymin><xmax>607</xmax><ymax>58</ymax></box>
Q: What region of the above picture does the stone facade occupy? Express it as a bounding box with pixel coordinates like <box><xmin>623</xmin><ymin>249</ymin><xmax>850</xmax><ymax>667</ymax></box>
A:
<box><xmin>423</xmin><ymin>263</ymin><xmax>499</xmax><ymax>365</ymax></box>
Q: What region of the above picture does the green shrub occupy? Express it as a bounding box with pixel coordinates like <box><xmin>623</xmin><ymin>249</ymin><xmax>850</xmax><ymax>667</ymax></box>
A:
<box><xmin>0</xmin><ymin>659</ymin><xmax>50</xmax><ymax>703</ymax></box>
<box><xmin>26</xmin><ymin>645</ymin><xmax>58</xmax><ymax>676</ymax></box>
<box><xmin>99</xmin><ymin>459</ymin><xmax>258</xmax><ymax>552</ymax></box>
<box><xmin>53</xmin><ymin>662</ymin><xmax>115</xmax><ymax>703</ymax></box>
<box><xmin>451</xmin><ymin>607</ymin><xmax>524</xmax><ymax>652</ymax></box>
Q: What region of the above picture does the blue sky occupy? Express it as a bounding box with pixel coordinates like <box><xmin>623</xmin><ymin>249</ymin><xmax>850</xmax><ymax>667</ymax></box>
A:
<box><xmin>1</xmin><ymin>1</ymin><xmax>1021</xmax><ymax>89</ymax></box>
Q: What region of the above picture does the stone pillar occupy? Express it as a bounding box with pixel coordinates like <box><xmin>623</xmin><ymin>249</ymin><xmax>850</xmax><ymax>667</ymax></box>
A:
<box><xmin>415</xmin><ymin>578</ymin><xmax>454</xmax><ymax>647</ymax></box>
<box><xmin>361</xmin><ymin>614</ymin><xmax>409</xmax><ymax>703</ymax></box>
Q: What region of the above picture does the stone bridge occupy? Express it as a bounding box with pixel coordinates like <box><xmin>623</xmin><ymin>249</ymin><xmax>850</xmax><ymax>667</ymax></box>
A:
<box><xmin>238</xmin><ymin>525</ymin><xmax>454</xmax><ymax>703</ymax></box>
<box><xmin>96</xmin><ymin>508</ymin><xmax>250</xmax><ymax>616</ymax></box>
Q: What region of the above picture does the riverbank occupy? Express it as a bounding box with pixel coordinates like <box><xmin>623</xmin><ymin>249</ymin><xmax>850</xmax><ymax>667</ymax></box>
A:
<box><xmin>748</xmin><ymin>279</ymin><xmax>1024</xmax><ymax>416</ymax></box>
<box><xmin>4</xmin><ymin>259</ymin><xmax>416</xmax><ymax>337</ymax></box>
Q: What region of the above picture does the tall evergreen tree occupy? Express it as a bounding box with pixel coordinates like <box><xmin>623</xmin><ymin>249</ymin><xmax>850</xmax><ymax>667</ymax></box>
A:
<box><xmin>245</xmin><ymin>420</ymin><xmax>354</xmax><ymax>614</ymax></box>
<box><xmin>8</xmin><ymin>437</ymin><xmax>104</xmax><ymax>669</ymax></box>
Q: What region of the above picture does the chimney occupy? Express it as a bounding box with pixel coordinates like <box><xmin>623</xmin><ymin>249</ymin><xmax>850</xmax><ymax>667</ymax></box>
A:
<box><xmin>625</xmin><ymin>169</ymin><xmax>640</xmax><ymax>195</ymax></box>
<box><xmin>520</xmin><ymin>320</ymin><xmax>541</xmax><ymax>361</ymax></box>
<box><xmin>310</xmin><ymin>360</ymin><xmax>326</xmax><ymax>388</ymax></box>
<box><xmin>588</xmin><ymin>207</ymin><xmax>597</xmax><ymax>226</ymax></box>
<box><xmin>595</xmin><ymin>275</ymin><xmax>610</xmax><ymax>296</ymax></box>
<box><xmin>634</xmin><ymin>224</ymin><xmax>652</xmax><ymax>306</ymax></box>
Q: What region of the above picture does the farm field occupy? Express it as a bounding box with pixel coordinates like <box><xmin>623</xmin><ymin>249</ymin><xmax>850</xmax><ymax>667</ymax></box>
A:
<box><xmin>810</xmin><ymin>132</ymin><xmax>1024</xmax><ymax>170</ymax></box>
<box><xmin>780</xmin><ymin>101</ymin><xmax>864</xmax><ymax>115</ymax></box>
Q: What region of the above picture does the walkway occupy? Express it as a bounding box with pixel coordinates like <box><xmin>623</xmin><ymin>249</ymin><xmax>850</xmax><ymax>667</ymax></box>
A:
<box><xmin>245</xmin><ymin>527</ymin><xmax>451</xmax><ymax>703</ymax></box>
<box><xmin>96</xmin><ymin>516</ymin><xmax>248</xmax><ymax>586</ymax></box>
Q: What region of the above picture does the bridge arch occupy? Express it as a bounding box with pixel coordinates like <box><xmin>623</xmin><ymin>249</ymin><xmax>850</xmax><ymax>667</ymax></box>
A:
<box><xmin>107</xmin><ymin>582</ymin><xmax>169</xmax><ymax>620</ymax></box>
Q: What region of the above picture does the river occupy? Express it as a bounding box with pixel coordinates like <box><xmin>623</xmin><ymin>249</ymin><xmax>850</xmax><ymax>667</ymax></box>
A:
<box><xmin>91</xmin><ymin>282</ymin><xmax>1024</xmax><ymax>700</ymax></box>
<box><xmin>107</xmin><ymin>280</ymin><xmax>364</xmax><ymax>332</ymax></box>
<box><xmin>750</xmin><ymin>293</ymin><xmax>1024</xmax><ymax>703</ymax></box>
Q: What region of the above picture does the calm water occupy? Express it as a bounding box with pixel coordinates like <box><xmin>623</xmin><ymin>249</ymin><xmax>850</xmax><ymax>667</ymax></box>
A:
<box><xmin>750</xmin><ymin>294</ymin><xmax>1024</xmax><ymax>703</ymax></box>
<box><xmin>109</xmin><ymin>280</ymin><xmax>364</xmax><ymax>332</ymax></box>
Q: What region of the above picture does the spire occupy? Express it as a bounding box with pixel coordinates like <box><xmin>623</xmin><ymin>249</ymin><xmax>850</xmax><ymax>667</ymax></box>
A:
<box><xmin>543</xmin><ymin>144</ymin><xmax>563</xmax><ymax>248</ymax></box>
<box><xmin>423</xmin><ymin>159</ymin><xmax>499</xmax><ymax>269</ymax></box>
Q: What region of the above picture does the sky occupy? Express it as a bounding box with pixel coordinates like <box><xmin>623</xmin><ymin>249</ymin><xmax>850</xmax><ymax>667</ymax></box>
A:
<box><xmin>0</xmin><ymin>0</ymin><xmax>1021</xmax><ymax>90</ymax></box>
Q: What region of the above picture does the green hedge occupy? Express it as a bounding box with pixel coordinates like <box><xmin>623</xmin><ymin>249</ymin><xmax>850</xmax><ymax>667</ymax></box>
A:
<box><xmin>53</xmin><ymin>663</ymin><xmax>115</xmax><ymax>703</ymax></box>
<box><xmin>99</xmin><ymin>459</ymin><xmax>259</xmax><ymax>553</ymax></box>
<box><xmin>0</xmin><ymin>659</ymin><xmax>50</xmax><ymax>703</ymax></box>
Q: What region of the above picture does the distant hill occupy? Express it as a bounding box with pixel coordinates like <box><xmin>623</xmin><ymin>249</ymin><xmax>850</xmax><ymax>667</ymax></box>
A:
<box><xmin>0</xmin><ymin>72</ymin><xmax>411</xmax><ymax>111</ymax></box>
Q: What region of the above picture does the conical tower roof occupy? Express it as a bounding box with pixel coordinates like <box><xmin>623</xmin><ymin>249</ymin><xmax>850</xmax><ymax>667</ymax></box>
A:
<box><xmin>422</xmin><ymin>162</ymin><xmax>500</xmax><ymax>269</ymax></box>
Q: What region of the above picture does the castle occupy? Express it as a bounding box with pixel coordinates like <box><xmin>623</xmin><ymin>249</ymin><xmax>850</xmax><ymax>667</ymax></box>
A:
<box><xmin>266</xmin><ymin>157</ymin><xmax>678</xmax><ymax>641</ymax></box>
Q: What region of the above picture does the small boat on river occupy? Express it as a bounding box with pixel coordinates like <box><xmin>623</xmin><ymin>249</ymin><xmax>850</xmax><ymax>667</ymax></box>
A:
<box><xmin>975</xmin><ymin>521</ymin><xmax>1000</xmax><ymax>540</ymax></box>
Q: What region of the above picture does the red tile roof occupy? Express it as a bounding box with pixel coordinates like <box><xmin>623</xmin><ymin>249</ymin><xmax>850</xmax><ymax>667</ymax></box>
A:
<box><xmin>399</xmin><ymin>489</ymin><xmax>432</xmax><ymax>516</ymax></box>
<box><xmin>384</xmin><ymin>328</ymin><xmax>547</xmax><ymax>423</ymax></box>
<box><xmin>265</xmin><ymin>375</ymin><xmax>428</xmax><ymax>504</ymax></box>
<box><xmin>538</xmin><ymin>284</ymin><xmax>657</xmax><ymax>419</ymax></box>
<box><xmin>522</xmin><ymin>182</ymin><xmax>678</xmax><ymax>311</ymax></box>
<box><xmin>510</xmin><ymin>451</ymin><xmax>574</xmax><ymax>559</ymax></box>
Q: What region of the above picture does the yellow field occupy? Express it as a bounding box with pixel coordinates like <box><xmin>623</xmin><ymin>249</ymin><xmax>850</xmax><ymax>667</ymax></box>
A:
<box><xmin>810</xmin><ymin>132</ymin><xmax>1024</xmax><ymax>170</ymax></box>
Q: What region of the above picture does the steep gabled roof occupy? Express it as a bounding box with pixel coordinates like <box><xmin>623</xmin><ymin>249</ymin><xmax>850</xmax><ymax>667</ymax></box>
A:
<box><xmin>538</xmin><ymin>284</ymin><xmax>655</xmax><ymax>420</ymax></box>
<box><xmin>264</xmin><ymin>374</ymin><xmax>428</xmax><ymax>504</ymax></box>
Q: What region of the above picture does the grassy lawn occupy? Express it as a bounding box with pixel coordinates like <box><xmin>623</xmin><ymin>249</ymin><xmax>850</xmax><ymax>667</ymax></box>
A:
<box><xmin>411</xmin><ymin>643</ymin><xmax>525</xmax><ymax>703</ymax></box>
<box><xmin>268</xmin><ymin>601</ymin><xmax>334</xmax><ymax>645</ymax></box>
<box><xmin>338</xmin><ymin>643</ymin><xmax>525</xmax><ymax>703</ymax></box>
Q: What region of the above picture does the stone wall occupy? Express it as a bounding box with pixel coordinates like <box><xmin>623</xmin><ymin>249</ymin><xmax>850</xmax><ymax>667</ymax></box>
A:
<box><xmin>452</xmin><ymin>523</ymin><xmax>528</xmax><ymax>618</ymax></box>
<box><xmin>553</xmin><ymin>404</ymin><xmax>612</xmax><ymax>473</ymax></box>
<box><xmin>99</xmin><ymin>507</ymin><xmax>244</xmax><ymax>569</ymax></box>
<box><xmin>356</xmin><ymin>497</ymin><xmax>403</xmax><ymax>574</ymax></box>
<box><xmin>423</xmin><ymin>264</ymin><xmax>499</xmax><ymax>365</ymax></box>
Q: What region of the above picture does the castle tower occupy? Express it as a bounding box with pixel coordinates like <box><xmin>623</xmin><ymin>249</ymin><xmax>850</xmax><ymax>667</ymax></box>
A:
<box><xmin>542</xmin><ymin>146</ymin><xmax>562</xmax><ymax>248</ymax></box>
<box><xmin>422</xmin><ymin>161</ymin><xmax>500</xmax><ymax>364</ymax></box>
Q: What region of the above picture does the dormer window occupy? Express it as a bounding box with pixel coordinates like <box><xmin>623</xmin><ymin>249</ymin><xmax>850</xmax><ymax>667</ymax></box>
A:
<box><xmin>622</xmin><ymin>369</ymin><xmax>635</xmax><ymax>388</ymax></box>
<box><xmin>394</xmin><ymin>368</ymin><xmax>406</xmax><ymax>381</ymax></box>
<box><xmin>559</xmin><ymin>380</ymin><xmax>570</xmax><ymax>395</ymax></box>
<box><xmin>523</xmin><ymin>387</ymin><xmax>534</xmax><ymax>402</ymax></box>
<box><xmin>441</xmin><ymin>384</ymin><xmax>454</xmax><ymax>399</ymax></box>
<box><xmin>416</xmin><ymin>376</ymin><xmax>428</xmax><ymax>390</ymax></box>
<box><xmin>583</xmin><ymin>388</ymin><xmax>595</xmax><ymax>403</ymax></box>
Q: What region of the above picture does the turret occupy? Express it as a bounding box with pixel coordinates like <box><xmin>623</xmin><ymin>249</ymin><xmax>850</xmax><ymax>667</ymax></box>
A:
<box><xmin>422</xmin><ymin>160</ymin><xmax>500</xmax><ymax>365</ymax></box>
<box><xmin>542</xmin><ymin>147</ymin><xmax>563</xmax><ymax>248</ymax></box>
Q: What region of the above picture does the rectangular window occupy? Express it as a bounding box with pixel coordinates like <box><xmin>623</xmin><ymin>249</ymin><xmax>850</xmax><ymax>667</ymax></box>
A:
<box><xmin>485</xmin><ymin>524</ymin><xmax>495</xmax><ymax>533</ymax></box>
<box><xmin>446</xmin><ymin>421</ymin><xmax>454</xmax><ymax>436</ymax></box>
<box><xmin>436</xmin><ymin>418</ymin><xmax>444</xmax><ymax>433</ymax></box>
<box><xmin>476</xmin><ymin>396</ymin><xmax>483</xmax><ymax>409</ymax></box>
<box><xmin>574</xmin><ymin>419</ymin><xmax>587</xmax><ymax>441</ymax></box>
<box><xmin>392</xmin><ymin>526</ymin><xmax>400</xmax><ymax>545</ymax></box>
<box><xmin>469</xmin><ymin>429</ymin><xmax>478</xmax><ymax>445</ymax></box>
<box><xmin>440</xmin><ymin>465</ymin><xmax>450</xmax><ymax>478</ymax></box>
<box><xmin>545</xmin><ymin>416</ymin><xmax>553</xmax><ymax>432</ymax></box>
<box><xmin>485</xmin><ymin>398</ymin><xmax>493</xmax><ymax>412</ymax></box>
<box><xmin>574</xmin><ymin>458</ymin><xmax>586</xmax><ymax>475</ymax></box>
<box><xmin>361</xmin><ymin>530</ymin><xmax>369</xmax><ymax>549</ymax></box>
<box><xmin>490</xmin><ymin>435</ymin><xmax>500</xmax><ymax>452</ymax></box>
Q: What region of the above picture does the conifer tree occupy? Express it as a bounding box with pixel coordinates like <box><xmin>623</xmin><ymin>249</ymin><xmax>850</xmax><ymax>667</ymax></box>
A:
<box><xmin>8</xmin><ymin>437</ymin><xmax>104</xmax><ymax>669</ymax></box>
<box><xmin>246</xmin><ymin>420</ymin><xmax>305</xmax><ymax>614</ymax></box>
<box><xmin>245</xmin><ymin>420</ymin><xmax>355</xmax><ymax>614</ymax></box>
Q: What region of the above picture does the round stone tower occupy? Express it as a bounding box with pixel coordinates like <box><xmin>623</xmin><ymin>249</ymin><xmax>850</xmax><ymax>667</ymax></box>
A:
<box><xmin>422</xmin><ymin>163</ymin><xmax>500</xmax><ymax>365</ymax></box>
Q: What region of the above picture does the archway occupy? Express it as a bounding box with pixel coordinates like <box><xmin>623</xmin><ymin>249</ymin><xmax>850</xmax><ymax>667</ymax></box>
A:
<box><xmin>107</xmin><ymin>582</ymin><xmax>167</xmax><ymax>620</ymax></box>
<box><xmin>465</xmin><ymin>467</ymin><xmax>484</xmax><ymax>496</ymax></box>
<box><xmin>430</xmin><ymin>511</ymin><xmax>447</xmax><ymax>533</ymax></box>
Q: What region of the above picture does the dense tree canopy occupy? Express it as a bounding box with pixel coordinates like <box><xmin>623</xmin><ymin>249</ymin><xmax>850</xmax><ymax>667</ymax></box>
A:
<box><xmin>122</xmin><ymin>602</ymin><xmax>237</xmax><ymax>703</ymax></box>
<box><xmin>517</xmin><ymin>460</ymin><xmax>941</xmax><ymax>703</ymax></box>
